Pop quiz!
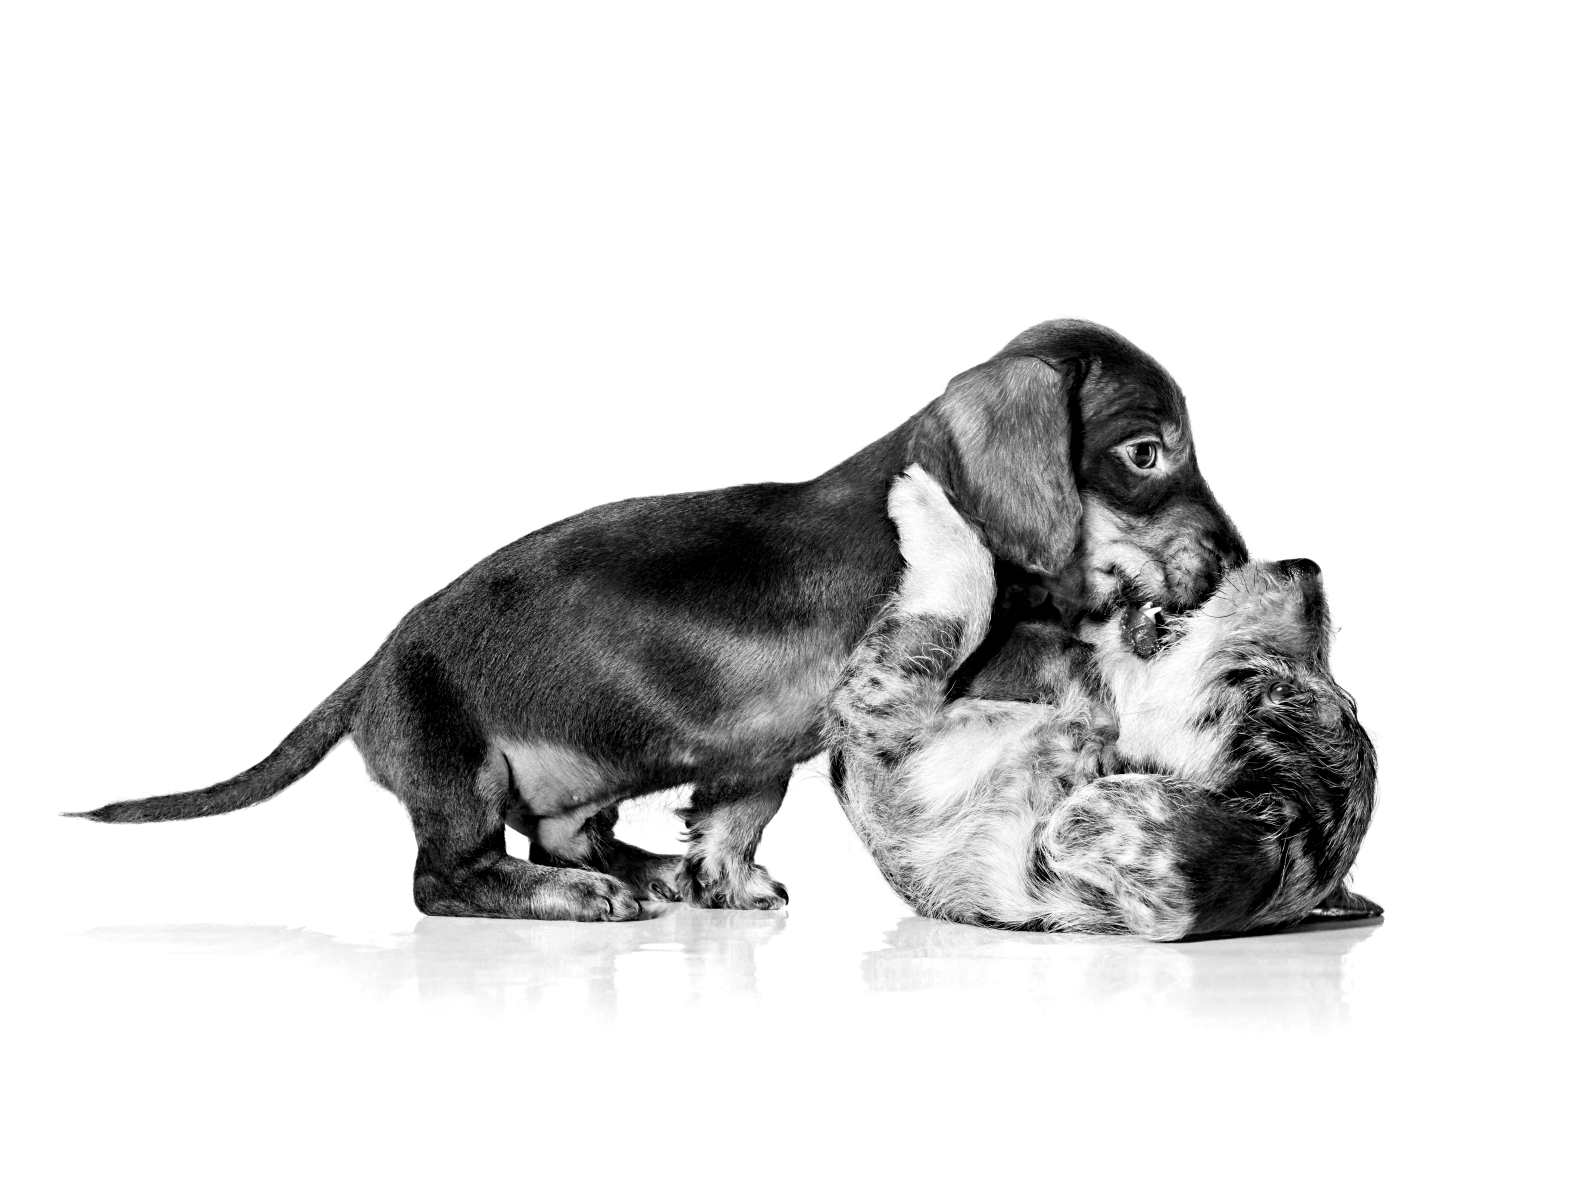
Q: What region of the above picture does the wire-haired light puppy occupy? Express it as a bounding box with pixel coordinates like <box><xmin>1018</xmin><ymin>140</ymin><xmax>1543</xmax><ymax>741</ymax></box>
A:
<box><xmin>827</xmin><ymin>465</ymin><xmax>1378</xmax><ymax>940</ymax></box>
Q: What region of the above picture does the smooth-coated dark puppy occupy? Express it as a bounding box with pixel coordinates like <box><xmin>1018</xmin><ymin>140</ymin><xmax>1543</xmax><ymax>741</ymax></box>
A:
<box><xmin>73</xmin><ymin>319</ymin><xmax>1246</xmax><ymax>921</ymax></box>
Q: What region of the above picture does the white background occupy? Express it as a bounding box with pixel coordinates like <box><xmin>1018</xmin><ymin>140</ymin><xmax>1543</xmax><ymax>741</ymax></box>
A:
<box><xmin>3</xmin><ymin>4</ymin><xmax>1568</xmax><ymax>1176</ymax></box>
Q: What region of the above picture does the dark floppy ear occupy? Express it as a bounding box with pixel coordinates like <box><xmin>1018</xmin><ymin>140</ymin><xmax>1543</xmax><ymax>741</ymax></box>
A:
<box><xmin>908</xmin><ymin>355</ymin><xmax>1080</xmax><ymax>574</ymax></box>
<box><xmin>1164</xmin><ymin>793</ymin><xmax>1290</xmax><ymax>938</ymax></box>
<box><xmin>1046</xmin><ymin>775</ymin><xmax>1287</xmax><ymax>941</ymax></box>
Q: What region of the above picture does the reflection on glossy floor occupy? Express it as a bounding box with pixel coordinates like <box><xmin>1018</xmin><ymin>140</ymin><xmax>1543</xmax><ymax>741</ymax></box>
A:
<box><xmin>83</xmin><ymin>906</ymin><xmax>790</xmax><ymax>1019</ymax></box>
<box><xmin>79</xmin><ymin>907</ymin><xmax>1381</xmax><ymax>1029</ymax></box>
<box><xmin>864</xmin><ymin>915</ymin><xmax>1379</xmax><ymax>1023</ymax></box>
<box><xmin>16</xmin><ymin>863</ymin><xmax>1565</xmax><ymax>1175</ymax></box>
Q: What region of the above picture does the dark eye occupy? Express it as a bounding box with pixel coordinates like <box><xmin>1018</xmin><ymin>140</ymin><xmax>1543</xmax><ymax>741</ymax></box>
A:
<box><xmin>1265</xmin><ymin>681</ymin><xmax>1296</xmax><ymax>705</ymax></box>
<box><xmin>1124</xmin><ymin>440</ymin><xmax>1161</xmax><ymax>471</ymax></box>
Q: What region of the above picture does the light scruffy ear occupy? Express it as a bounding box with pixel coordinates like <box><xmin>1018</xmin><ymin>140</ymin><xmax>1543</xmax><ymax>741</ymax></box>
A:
<box><xmin>909</xmin><ymin>355</ymin><xmax>1080</xmax><ymax>574</ymax></box>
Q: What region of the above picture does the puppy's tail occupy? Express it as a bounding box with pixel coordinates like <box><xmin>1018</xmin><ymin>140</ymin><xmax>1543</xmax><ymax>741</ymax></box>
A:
<box><xmin>66</xmin><ymin>666</ymin><xmax>369</xmax><ymax>824</ymax></box>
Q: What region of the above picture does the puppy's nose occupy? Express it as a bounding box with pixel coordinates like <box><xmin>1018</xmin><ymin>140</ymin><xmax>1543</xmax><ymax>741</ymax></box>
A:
<box><xmin>1276</xmin><ymin>558</ymin><xmax>1321</xmax><ymax>579</ymax></box>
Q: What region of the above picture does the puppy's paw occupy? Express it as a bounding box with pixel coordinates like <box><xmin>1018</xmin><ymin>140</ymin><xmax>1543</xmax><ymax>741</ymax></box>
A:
<box><xmin>888</xmin><ymin>464</ymin><xmax>993</xmax><ymax>620</ymax></box>
<box><xmin>622</xmin><ymin>852</ymin><xmax>684</xmax><ymax>903</ymax></box>
<box><xmin>540</xmin><ymin>868</ymin><xmax>643</xmax><ymax>922</ymax></box>
<box><xmin>675</xmin><ymin>856</ymin><xmax>789</xmax><ymax>911</ymax></box>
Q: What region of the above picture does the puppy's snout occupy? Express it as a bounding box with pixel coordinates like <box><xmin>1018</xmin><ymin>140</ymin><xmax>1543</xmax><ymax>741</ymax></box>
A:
<box><xmin>1199</xmin><ymin>521</ymin><xmax>1250</xmax><ymax>570</ymax></box>
<box><xmin>1276</xmin><ymin>558</ymin><xmax>1322</xmax><ymax>580</ymax></box>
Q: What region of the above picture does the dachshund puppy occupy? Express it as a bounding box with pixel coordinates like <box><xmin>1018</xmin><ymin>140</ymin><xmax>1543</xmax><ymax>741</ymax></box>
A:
<box><xmin>828</xmin><ymin>466</ymin><xmax>1376</xmax><ymax>940</ymax></box>
<box><xmin>73</xmin><ymin>320</ymin><xmax>1245</xmax><ymax>922</ymax></box>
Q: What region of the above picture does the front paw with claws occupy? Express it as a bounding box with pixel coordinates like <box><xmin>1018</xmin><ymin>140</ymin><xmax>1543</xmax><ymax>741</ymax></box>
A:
<box><xmin>676</xmin><ymin>857</ymin><xmax>789</xmax><ymax>910</ymax></box>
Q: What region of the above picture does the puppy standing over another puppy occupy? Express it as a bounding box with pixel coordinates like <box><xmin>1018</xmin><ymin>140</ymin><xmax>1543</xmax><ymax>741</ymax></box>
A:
<box><xmin>828</xmin><ymin>466</ymin><xmax>1377</xmax><ymax>940</ymax></box>
<box><xmin>72</xmin><ymin>321</ymin><xmax>1246</xmax><ymax>922</ymax></box>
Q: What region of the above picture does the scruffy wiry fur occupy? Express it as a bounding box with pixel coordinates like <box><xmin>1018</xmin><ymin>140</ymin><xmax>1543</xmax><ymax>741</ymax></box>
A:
<box><xmin>70</xmin><ymin>320</ymin><xmax>1245</xmax><ymax>923</ymax></box>
<box><xmin>828</xmin><ymin>466</ymin><xmax>1376</xmax><ymax>941</ymax></box>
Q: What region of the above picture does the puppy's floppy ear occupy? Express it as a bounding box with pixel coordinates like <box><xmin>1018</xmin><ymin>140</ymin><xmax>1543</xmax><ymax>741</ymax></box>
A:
<box><xmin>1046</xmin><ymin>775</ymin><xmax>1287</xmax><ymax>941</ymax></box>
<box><xmin>909</xmin><ymin>355</ymin><xmax>1080</xmax><ymax>575</ymax></box>
<box><xmin>1161</xmin><ymin>792</ymin><xmax>1291</xmax><ymax>938</ymax></box>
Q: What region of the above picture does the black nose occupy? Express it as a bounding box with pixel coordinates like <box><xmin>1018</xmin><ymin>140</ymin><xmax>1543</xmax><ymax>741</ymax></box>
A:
<box><xmin>1277</xmin><ymin>558</ymin><xmax>1321</xmax><ymax>579</ymax></box>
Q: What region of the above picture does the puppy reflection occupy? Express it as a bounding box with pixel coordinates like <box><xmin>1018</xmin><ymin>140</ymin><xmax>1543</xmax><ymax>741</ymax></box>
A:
<box><xmin>828</xmin><ymin>466</ymin><xmax>1377</xmax><ymax>941</ymax></box>
<box><xmin>84</xmin><ymin>906</ymin><xmax>785</xmax><ymax>1016</ymax></box>
<box><xmin>863</xmin><ymin>915</ymin><xmax>1379</xmax><ymax>1027</ymax></box>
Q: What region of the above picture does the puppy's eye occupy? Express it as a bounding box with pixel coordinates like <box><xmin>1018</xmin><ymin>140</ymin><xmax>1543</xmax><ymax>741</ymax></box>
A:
<box><xmin>1123</xmin><ymin>440</ymin><xmax>1162</xmax><ymax>471</ymax></box>
<box><xmin>1265</xmin><ymin>681</ymin><xmax>1296</xmax><ymax>705</ymax></box>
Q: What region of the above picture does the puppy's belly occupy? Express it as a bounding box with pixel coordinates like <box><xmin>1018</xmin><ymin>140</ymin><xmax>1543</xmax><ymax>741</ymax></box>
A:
<box><xmin>900</xmin><ymin>703</ymin><xmax>1049</xmax><ymax>812</ymax></box>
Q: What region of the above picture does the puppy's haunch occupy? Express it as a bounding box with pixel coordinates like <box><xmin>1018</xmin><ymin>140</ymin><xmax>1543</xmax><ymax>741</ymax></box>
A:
<box><xmin>828</xmin><ymin>466</ymin><xmax>1377</xmax><ymax>941</ymax></box>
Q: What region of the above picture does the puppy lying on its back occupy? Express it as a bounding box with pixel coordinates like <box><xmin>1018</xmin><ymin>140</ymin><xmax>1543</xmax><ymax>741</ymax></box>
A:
<box><xmin>827</xmin><ymin>466</ymin><xmax>1377</xmax><ymax>940</ymax></box>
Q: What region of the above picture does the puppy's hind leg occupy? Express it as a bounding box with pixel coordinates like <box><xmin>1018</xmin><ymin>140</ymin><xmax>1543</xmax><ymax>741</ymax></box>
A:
<box><xmin>676</xmin><ymin>773</ymin><xmax>790</xmax><ymax>910</ymax></box>
<box><xmin>396</xmin><ymin>751</ymin><xmax>640</xmax><ymax>922</ymax></box>
<box><xmin>522</xmin><ymin>804</ymin><xmax>683</xmax><ymax>903</ymax></box>
<box><xmin>360</xmin><ymin>646</ymin><xmax>639</xmax><ymax>921</ymax></box>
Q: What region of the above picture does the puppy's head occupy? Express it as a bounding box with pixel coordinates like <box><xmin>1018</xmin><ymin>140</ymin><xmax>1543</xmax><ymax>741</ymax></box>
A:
<box><xmin>910</xmin><ymin>319</ymin><xmax>1245</xmax><ymax>619</ymax></box>
<box><xmin>1062</xmin><ymin>558</ymin><xmax>1377</xmax><ymax>938</ymax></box>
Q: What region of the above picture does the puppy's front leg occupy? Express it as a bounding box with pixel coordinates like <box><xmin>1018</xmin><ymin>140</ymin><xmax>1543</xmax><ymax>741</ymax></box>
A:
<box><xmin>676</xmin><ymin>773</ymin><xmax>790</xmax><ymax>910</ymax></box>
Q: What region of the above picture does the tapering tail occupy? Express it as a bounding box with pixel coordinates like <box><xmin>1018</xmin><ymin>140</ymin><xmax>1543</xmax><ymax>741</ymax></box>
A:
<box><xmin>67</xmin><ymin>666</ymin><xmax>369</xmax><ymax>823</ymax></box>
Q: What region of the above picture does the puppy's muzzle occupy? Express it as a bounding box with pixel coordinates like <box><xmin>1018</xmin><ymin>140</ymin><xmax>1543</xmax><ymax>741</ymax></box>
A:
<box><xmin>1193</xmin><ymin>514</ymin><xmax>1250</xmax><ymax>577</ymax></box>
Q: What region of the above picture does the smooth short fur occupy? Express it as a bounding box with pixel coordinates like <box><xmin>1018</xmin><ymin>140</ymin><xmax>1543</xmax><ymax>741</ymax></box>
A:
<box><xmin>73</xmin><ymin>321</ymin><xmax>1245</xmax><ymax>921</ymax></box>
<box><xmin>828</xmin><ymin>467</ymin><xmax>1376</xmax><ymax>940</ymax></box>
